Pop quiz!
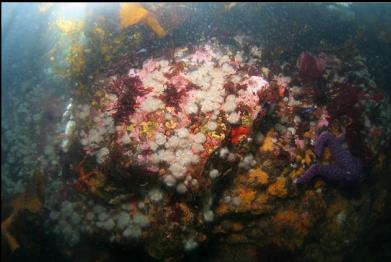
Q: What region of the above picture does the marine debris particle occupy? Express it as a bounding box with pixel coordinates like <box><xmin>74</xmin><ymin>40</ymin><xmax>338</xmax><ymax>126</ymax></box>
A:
<box><xmin>119</xmin><ymin>3</ymin><xmax>167</xmax><ymax>37</ymax></box>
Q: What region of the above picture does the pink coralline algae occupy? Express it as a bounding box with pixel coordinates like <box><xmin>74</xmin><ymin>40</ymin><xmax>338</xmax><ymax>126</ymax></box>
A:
<box><xmin>317</xmin><ymin>118</ymin><xmax>329</xmax><ymax>128</ymax></box>
<box><xmin>190</xmin><ymin>44</ymin><xmax>216</xmax><ymax>63</ymax></box>
<box><xmin>297</xmin><ymin>52</ymin><xmax>327</xmax><ymax>80</ymax></box>
<box><xmin>237</xmin><ymin>76</ymin><xmax>269</xmax><ymax>113</ymax></box>
<box><xmin>296</xmin><ymin>131</ymin><xmax>364</xmax><ymax>186</ymax></box>
<box><xmin>247</xmin><ymin>76</ymin><xmax>269</xmax><ymax>95</ymax></box>
<box><xmin>295</xmin><ymin>138</ymin><xmax>305</xmax><ymax>150</ymax></box>
<box><xmin>275</xmin><ymin>74</ymin><xmax>291</xmax><ymax>97</ymax></box>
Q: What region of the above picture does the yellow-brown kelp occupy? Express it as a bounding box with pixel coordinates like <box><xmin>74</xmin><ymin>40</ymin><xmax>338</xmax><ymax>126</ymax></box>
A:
<box><xmin>1</xmin><ymin>170</ymin><xmax>46</xmax><ymax>252</ymax></box>
<box><xmin>119</xmin><ymin>3</ymin><xmax>167</xmax><ymax>38</ymax></box>
<box><xmin>53</xmin><ymin>18</ymin><xmax>87</xmax><ymax>80</ymax></box>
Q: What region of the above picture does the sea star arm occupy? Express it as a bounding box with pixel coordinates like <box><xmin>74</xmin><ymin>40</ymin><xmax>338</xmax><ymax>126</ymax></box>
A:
<box><xmin>336</xmin><ymin>133</ymin><xmax>346</xmax><ymax>145</ymax></box>
<box><xmin>295</xmin><ymin>164</ymin><xmax>321</xmax><ymax>184</ymax></box>
<box><xmin>296</xmin><ymin>163</ymin><xmax>343</xmax><ymax>184</ymax></box>
<box><xmin>314</xmin><ymin>131</ymin><xmax>335</xmax><ymax>157</ymax></box>
<box><xmin>297</xmin><ymin>130</ymin><xmax>363</xmax><ymax>186</ymax></box>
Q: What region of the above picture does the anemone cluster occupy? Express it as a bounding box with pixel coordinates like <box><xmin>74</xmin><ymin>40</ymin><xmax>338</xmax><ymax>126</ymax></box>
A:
<box><xmin>72</xmin><ymin>40</ymin><xmax>268</xmax><ymax>194</ymax></box>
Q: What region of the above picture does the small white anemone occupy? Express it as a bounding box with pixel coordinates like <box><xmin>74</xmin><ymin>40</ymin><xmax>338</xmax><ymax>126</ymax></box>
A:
<box><xmin>61</xmin><ymin>139</ymin><xmax>71</xmax><ymax>153</ymax></box>
<box><xmin>184</xmin><ymin>238</ymin><xmax>199</xmax><ymax>251</ymax></box>
<box><xmin>140</xmin><ymin>96</ymin><xmax>164</xmax><ymax>112</ymax></box>
<box><xmin>96</xmin><ymin>147</ymin><xmax>110</xmax><ymax>164</ymax></box>
<box><xmin>200</xmin><ymin>100</ymin><xmax>220</xmax><ymax>113</ymax></box>
<box><xmin>116</xmin><ymin>212</ymin><xmax>130</xmax><ymax>230</ymax></box>
<box><xmin>184</xmin><ymin>103</ymin><xmax>199</xmax><ymax>114</ymax></box>
<box><xmin>227</xmin><ymin>153</ymin><xmax>237</xmax><ymax>162</ymax></box>
<box><xmin>177</xmin><ymin>128</ymin><xmax>190</xmax><ymax>138</ymax></box>
<box><xmin>148</xmin><ymin>188</ymin><xmax>163</xmax><ymax>202</ymax></box>
<box><xmin>163</xmin><ymin>175</ymin><xmax>176</xmax><ymax>187</ymax></box>
<box><xmin>176</xmin><ymin>183</ymin><xmax>188</xmax><ymax>194</ymax></box>
<box><xmin>193</xmin><ymin>132</ymin><xmax>206</xmax><ymax>144</ymax></box>
<box><xmin>239</xmin><ymin>154</ymin><xmax>256</xmax><ymax>169</ymax></box>
<box><xmin>78</xmin><ymin>105</ymin><xmax>90</xmax><ymax>120</ymax></box>
<box><xmin>169</xmin><ymin>163</ymin><xmax>186</xmax><ymax>179</ymax></box>
<box><xmin>133</xmin><ymin>214</ymin><xmax>150</xmax><ymax>227</ymax></box>
<box><xmin>64</xmin><ymin>120</ymin><xmax>76</xmax><ymax>138</ymax></box>
<box><xmin>151</xmin><ymin>153</ymin><xmax>160</xmax><ymax>164</ymax></box>
<box><xmin>222</xmin><ymin>95</ymin><xmax>237</xmax><ymax>113</ymax></box>
<box><xmin>191</xmin><ymin>178</ymin><xmax>198</xmax><ymax>187</ymax></box>
<box><xmin>227</xmin><ymin>112</ymin><xmax>240</xmax><ymax>124</ymax></box>
<box><xmin>154</xmin><ymin>133</ymin><xmax>167</xmax><ymax>146</ymax></box>
<box><xmin>123</xmin><ymin>225</ymin><xmax>142</xmax><ymax>239</ymax></box>
<box><xmin>209</xmin><ymin>169</ymin><xmax>220</xmax><ymax>179</ymax></box>
<box><xmin>120</xmin><ymin>134</ymin><xmax>131</xmax><ymax>145</ymax></box>
<box><xmin>203</xmin><ymin>210</ymin><xmax>214</xmax><ymax>222</ymax></box>
<box><xmin>158</xmin><ymin>149</ymin><xmax>175</xmax><ymax>163</ymax></box>
<box><xmin>166</xmin><ymin>136</ymin><xmax>180</xmax><ymax>148</ymax></box>
<box><xmin>176</xmin><ymin>150</ymin><xmax>194</xmax><ymax>166</ymax></box>
<box><xmin>192</xmin><ymin>143</ymin><xmax>204</xmax><ymax>153</ymax></box>
<box><xmin>149</xmin><ymin>142</ymin><xmax>158</xmax><ymax>151</ymax></box>
<box><xmin>207</xmin><ymin>121</ymin><xmax>218</xmax><ymax>131</ymax></box>
<box><xmin>219</xmin><ymin>147</ymin><xmax>229</xmax><ymax>159</ymax></box>
<box><xmin>102</xmin><ymin>219</ymin><xmax>115</xmax><ymax>231</ymax></box>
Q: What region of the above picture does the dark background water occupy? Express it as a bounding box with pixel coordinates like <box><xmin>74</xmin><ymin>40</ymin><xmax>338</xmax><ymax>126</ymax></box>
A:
<box><xmin>2</xmin><ymin>3</ymin><xmax>391</xmax><ymax>94</ymax></box>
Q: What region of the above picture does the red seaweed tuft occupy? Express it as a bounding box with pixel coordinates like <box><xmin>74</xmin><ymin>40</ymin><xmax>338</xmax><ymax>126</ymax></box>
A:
<box><xmin>109</xmin><ymin>75</ymin><xmax>151</xmax><ymax>123</ymax></box>
<box><xmin>296</xmin><ymin>52</ymin><xmax>327</xmax><ymax>80</ymax></box>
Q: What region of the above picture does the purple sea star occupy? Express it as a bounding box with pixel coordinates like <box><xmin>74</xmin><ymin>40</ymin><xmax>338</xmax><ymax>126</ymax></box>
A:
<box><xmin>296</xmin><ymin>131</ymin><xmax>364</xmax><ymax>186</ymax></box>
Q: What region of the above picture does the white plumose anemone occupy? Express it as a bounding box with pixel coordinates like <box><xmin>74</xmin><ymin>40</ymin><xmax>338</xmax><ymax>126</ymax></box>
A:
<box><xmin>140</xmin><ymin>96</ymin><xmax>164</xmax><ymax>112</ymax></box>
<box><xmin>193</xmin><ymin>133</ymin><xmax>206</xmax><ymax>144</ymax></box>
<box><xmin>163</xmin><ymin>175</ymin><xmax>176</xmax><ymax>187</ymax></box>
<box><xmin>154</xmin><ymin>133</ymin><xmax>167</xmax><ymax>146</ymax></box>
<box><xmin>222</xmin><ymin>95</ymin><xmax>237</xmax><ymax>113</ymax></box>
<box><xmin>169</xmin><ymin>163</ymin><xmax>186</xmax><ymax>179</ymax></box>
<box><xmin>227</xmin><ymin>112</ymin><xmax>240</xmax><ymax>124</ymax></box>
<box><xmin>96</xmin><ymin>147</ymin><xmax>110</xmax><ymax>164</ymax></box>
<box><xmin>209</xmin><ymin>169</ymin><xmax>220</xmax><ymax>179</ymax></box>
<box><xmin>148</xmin><ymin>188</ymin><xmax>164</xmax><ymax>202</ymax></box>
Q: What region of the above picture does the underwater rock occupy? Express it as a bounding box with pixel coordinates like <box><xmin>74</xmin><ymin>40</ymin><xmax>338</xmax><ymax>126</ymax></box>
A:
<box><xmin>76</xmin><ymin>41</ymin><xmax>270</xmax><ymax>195</ymax></box>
